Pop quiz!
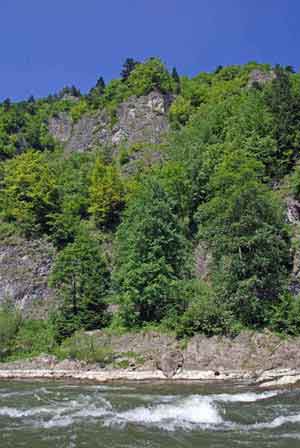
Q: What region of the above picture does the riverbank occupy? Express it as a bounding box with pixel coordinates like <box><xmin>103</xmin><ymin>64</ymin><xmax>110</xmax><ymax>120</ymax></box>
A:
<box><xmin>2</xmin><ymin>329</ymin><xmax>300</xmax><ymax>388</ymax></box>
<box><xmin>1</xmin><ymin>366</ymin><xmax>300</xmax><ymax>388</ymax></box>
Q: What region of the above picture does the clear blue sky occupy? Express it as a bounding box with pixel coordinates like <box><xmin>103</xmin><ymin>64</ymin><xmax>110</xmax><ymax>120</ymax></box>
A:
<box><xmin>1</xmin><ymin>0</ymin><xmax>299</xmax><ymax>101</ymax></box>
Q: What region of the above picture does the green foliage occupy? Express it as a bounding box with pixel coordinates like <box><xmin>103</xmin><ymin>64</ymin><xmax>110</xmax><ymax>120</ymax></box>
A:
<box><xmin>198</xmin><ymin>151</ymin><xmax>291</xmax><ymax>326</ymax></box>
<box><xmin>269</xmin><ymin>293</ymin><xmax>300</xmax><ymax>336</ymax></box>
<box><xmin>55</xmin><ymin>330</ymin><xmax>114</xmax><ymax>364</ymax></box>
<box><xmin>171</xmin><ymin>67</ymin><xmax>181</xmax><ymax>94</ymax></box>
<box><xmin>127</xmin><ymin>58</ymin><xmax>175</xmax><ymax>96</ymax></box>
<box><xmin>0</xmin><ymin>150</ymin><xmax>59</xmax><ymax>236</ymax></box>
<box><xmin>264</xmin><ymin>66</ymin><xmax>300</xmax><ymax>175</ymax></box>
<box><xmin>121</xmin><ymin>58</ymin><xmax>140</xmax><ymax>81</ymax></box>
<box><xmin>12</xmin><ymin>320</ymin><xmax>56</xmax><ymax>359</ymax></box>
<box><xmin>88</xmin><ymin>157</ymin><xmax>125</xmax><ymax>229</ymax></box>
<box><xmin>291</xmin><ymin>164</ymin><xmax>300</xmax><ymax>199</ymax></box>
<box><xmin>169</xmin><ymin>95</ymin><xmax>192</xmax><ymax>127</ymax></box>
<box><xmin>48</xmin><ymin>152</ymin><xmax>93</xmax><ymax>248</ymax></box>
<box><xmin>70</xmin><ymin>99</ymin><xmax>89</xmax><ymax>122</ymax></box>
<box><xmin>50</xmin><ymin>234</ymin><xmax>110</xmax><ymax>340</ymax></box>
<box><xmin>114</xmin><ymin>177</ymin><xmax>189</xmax><ymax>327</ymax></box>
<box><xmin>1</xmin><ymin>60</ymin><xmax>300</xmax><ymax>345</ymax></box>
<box><xmin>0</xmin><ymin>307</ymin><xmax>21</xmax><ymax>361</ymax></box>
<box><xmin>87</xmin><ymin>77</ymin><xmax>106</xmax><ymax>106</ymax></box>
<box><xmin>176</xmin><ymin>281</ymin><xmax>235</xmax><ymax>337</ymax></box>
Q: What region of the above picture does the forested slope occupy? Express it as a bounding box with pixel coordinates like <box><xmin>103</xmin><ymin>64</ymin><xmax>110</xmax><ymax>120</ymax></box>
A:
<box><xmin>1</xmin><ymin>58</ymin><xmax>300</xmax><ymax>360</ymax></box>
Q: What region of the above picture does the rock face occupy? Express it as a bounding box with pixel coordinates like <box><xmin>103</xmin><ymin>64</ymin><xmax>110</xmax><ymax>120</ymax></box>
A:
<box><xmin>48</xmin><ymin>91</ymin><xmax>172</xmax><ymax>153</ymax></box>
<box><xmin>0</xmin><ymin>237</ymin><xmax>56</xmax><ymax>318</ymax></box>
<box><xmin>157</xmin><ymin>351</ymin><xmax>184</xmax><ymax>377</ymax></box>
<box><xmin>287</xmin><ymin>197</ymin><xmax>300</xmax><ymax>224</ymax></box>
<box><xmin>248</xmin><ymin>69</ymin><xmax>276</xmax><ymax>88</ymax></box>
<box><xmin>194</xmin><ymin>242</ymin><xmax>212</xmax><ymax>281</ymax></box>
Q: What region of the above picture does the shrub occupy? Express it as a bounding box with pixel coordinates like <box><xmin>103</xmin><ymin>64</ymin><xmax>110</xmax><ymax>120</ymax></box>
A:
<box><xmin>56</xmin><ymin>331</ymin><xmax>114</xmax><ymax>365</ymax></box>
<box><xmin>127</xmin><ymin>58</ymin><xmax>175</xmax><ymax>96</ymax></box>
<box><xmin>269</xmin><ymin>292</ymin><xmax>300</xmax><ymax>336</ymax></box>
<box><xmin>13</xmin><ymin>320</ymin><xmax>56</xmax><ymax>359</ymax></box>
<box><xmin>0</xmin><ymin>307</ymin><xmax>21</xmax><ymax>361</ymax></box>
<box><xmin>176</xmin><ymin>281</ymin><xmax>235</xmax><ymax>337</ymax></box>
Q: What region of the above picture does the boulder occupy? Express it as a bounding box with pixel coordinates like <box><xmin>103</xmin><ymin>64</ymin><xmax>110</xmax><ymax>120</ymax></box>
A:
<box><xmin>157</xmin><ymin>350</ymin><xmax>184</xmax><ymax>378</ymax></box>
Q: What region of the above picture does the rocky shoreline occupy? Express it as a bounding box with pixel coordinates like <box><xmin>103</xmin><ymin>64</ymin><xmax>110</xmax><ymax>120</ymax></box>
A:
<box><xmin>2</xmin><ymin>330</ymin><xmax>300</xmax><ymax>388</ymax></box>
<box><xmin>0</xmin><ymin>366</ymin><xmax>300</xmax><ymax>389</ymax></box>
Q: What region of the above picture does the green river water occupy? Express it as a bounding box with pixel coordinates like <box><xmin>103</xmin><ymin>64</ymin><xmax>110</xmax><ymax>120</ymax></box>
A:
<box><xmin>1</xmin><ymin>381</ymin><xmax>300</xmax><ymax>447</ymax></box>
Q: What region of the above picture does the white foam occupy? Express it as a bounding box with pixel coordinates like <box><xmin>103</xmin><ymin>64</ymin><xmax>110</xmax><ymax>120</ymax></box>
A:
<box><xmin>253</xmin><ymin>414</ymin><xmax>300</xmax><ymax>430</ymax></box>
<box><xmin>0</xmin><ymin>406</ymin><xmax>52</xmax><ymax>418</ymax></box>
<box><xmin>110</xmin><ymin>396</ymin><xmax>223</xmax><ymax>430</ymax></box>
<box><xmin>212</xmin><ymin>390</ymin><xmax>281</xmax><ymax>403</ymax></box>
<box><xmin>37</xmin><ymin>415</ymin><xmax>74</xmax><ymax>429</ymax></box>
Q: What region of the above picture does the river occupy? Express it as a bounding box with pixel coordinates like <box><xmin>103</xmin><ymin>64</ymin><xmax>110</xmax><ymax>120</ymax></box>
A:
<box><xmin>1</xmin><ymin>381</ymin><xmax>300</xmax><ymax>447</ymax></box>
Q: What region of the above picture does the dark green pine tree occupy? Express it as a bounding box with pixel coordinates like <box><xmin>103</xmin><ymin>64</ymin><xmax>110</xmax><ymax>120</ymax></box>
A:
<box><xmin>3</xmin><ymin>98</ymin><xmax>11</xmax><ymax>112</ymax></box>
<box><xmin>95</xmin><ymin>76</ymin><xmax>106</xmax><ymax>95</ymax></box>
<box><xmin>87</xmin><ymin>77</ymin><xmax>106</xmax><ymax>105</ymax></box>
<box><xmin>171</xmin><ymin>67</ymin><xmax>181</xmax><ymax>94</ymax></box>
<box><xmin>121</xmin><ymin>58</ymin><xmax>140</xmax><ymax>81</ymax></box>
<box><xmin>50</xmin><ymin>234</ymin><xmax>110</xmax><ymax>340</ymax></box>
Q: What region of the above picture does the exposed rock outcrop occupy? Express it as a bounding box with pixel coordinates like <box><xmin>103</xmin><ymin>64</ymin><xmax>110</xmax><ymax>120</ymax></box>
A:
<box><xmin>194</xmin><ymin>242</ymin><xmax>212</xmax><ymax>281</ymax></box>
<box><xmin>0</xmin><ymin>237</ymin><xmax>56</xmax><ymax>318</ymax></box>
<box><xmin>48</xmin><ymin>91</ymin><xmax>173</xmax><ymax>153</ymax></box>
<box><xmin>248</xmin><ymin>69</ymin><xmax>276</xmax><ymax>88</ymax></box>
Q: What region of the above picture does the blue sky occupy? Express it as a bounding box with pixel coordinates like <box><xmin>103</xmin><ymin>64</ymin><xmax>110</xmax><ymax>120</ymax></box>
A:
<box><xmin>0</xmin><ymin>0</ymin><xmax>299</xmax><ymax>101</ymax></box>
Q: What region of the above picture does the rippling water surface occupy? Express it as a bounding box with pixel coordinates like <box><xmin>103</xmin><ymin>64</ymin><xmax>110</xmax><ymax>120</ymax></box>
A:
<box><xmin>1</xmin><ymin>381</ymin><xmax>300</xmax><ymax>447</ymax></box>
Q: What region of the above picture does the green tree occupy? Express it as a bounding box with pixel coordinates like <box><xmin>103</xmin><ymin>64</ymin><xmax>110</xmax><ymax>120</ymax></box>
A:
<box><xmin>171</xmin><ymin>67</ymin><xmax>181</xmax><ymax>94</ymax></box>
<box><xmin>50</xmin><ymin>235</ymin><xmax>110</xmax><ymax>340</ymax></box>
<box><xmin>114</xmin><ymin>177</ymin><xmax>188</xmax><ymax>327</ymax></box>
<box><xmin>121</xmin><ymin>58</ymin><xmax>140</xmax><ymax>81</ymax></box>
<box><xmin>88</xmin><ymin>157</ymin><xmax>124</xmax><ymax>229</ymax></box>
<box><xmin>48</xmin><ymin>153</ymin><xmax>93</xmax><ymax>248</ymax></box>
<box><xmin>0</xmin><ymin>150</ymin><xmax>59</xmax><ymax>235</ymax></box>
<box><xmin>87</xmin><ymin>77</ymin><xmax>106</xmax><ymax>106</ymax></box>
<box><xmin>127</xmin><ymin>58</ymin><xmax>174</xmax><ymax>96</ymax></box>
<box><xmin>197</xmin><ymin>151</ymin><xmax>291</xmax><ymax>326</ymax></box>
<box><xmin>264</xmin><ymin>66</ymin><xmax>300</xmax><ymax>175</ymax></box>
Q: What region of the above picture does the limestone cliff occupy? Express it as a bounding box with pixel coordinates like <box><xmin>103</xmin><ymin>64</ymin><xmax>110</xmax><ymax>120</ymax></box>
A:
<box><xmin>48</xmin><ymin>91</ymin><xmax>173</xmax><ymax>153</ymax></box>
<box><xmin>0</xmin><ymin>236</ymin><xmax>56</xmax><ymax>318</ymax></box>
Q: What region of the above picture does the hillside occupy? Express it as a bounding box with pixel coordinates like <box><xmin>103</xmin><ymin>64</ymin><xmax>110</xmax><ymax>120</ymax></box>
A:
<box><xmin>1</xmin><ymin>58</ymin><xmax>300</xmax><ymax>361</ymax></box>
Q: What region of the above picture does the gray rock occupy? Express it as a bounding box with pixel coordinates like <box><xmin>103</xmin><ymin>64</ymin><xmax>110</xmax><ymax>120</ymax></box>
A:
<box><xmin>48</xmin><ymin>91</ymin><xmax>173</xmax><ymax>153</ymax></box>
<box><xmin>194</xmin><ymin>242</ymin><xmax>212</xmax><ymax>280</ymax></box>
<box><xmin>287</xmin><ymin>197</ymin><xmax>300</xmax><ymax>224</ymax></box>
<box><xmin>248</xmin><ymin>69</ymin><xmax>276</xmax><ymax>88</ymax></box>
<box><xmin>0</xmin><ymin>237</ymin><xmax>56</xmax><ymax>318</ymax></box>
<box><xmin>157</xmin><ymin>350</ymin><xmax>184</xmax><ymax>378</ymax></box>
<box><xmin>48</xmin><ymin>112</ymin><xmax>73</xmax><ymax>143</ymax></box>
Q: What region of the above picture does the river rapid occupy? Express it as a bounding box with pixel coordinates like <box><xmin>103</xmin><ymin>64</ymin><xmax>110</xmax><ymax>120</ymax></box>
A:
<box><xmin>1</xmin><ymin>381</ymin><xmax>300</xmax><ymax>447</ymax></box>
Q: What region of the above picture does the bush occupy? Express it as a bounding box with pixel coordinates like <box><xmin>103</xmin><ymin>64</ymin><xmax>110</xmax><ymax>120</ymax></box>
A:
<box><xmin>0</xmin><ymin>307</ymin><xmax>21</xmax><ymax>361</ymax></box>
<box><xmin>55</xmin><ymin>331</ymin><xmax>114</xmax><ymax>365</ymax></box>
<box><xmin>176</xmin><ymin>281</ymin><xmax>235</xmax><ymax>337</ymax></box>
<box><xmin>127</xmin><ymin>58</ymin><xmax>175</xmax><ymax>96</ymax></box>
<box><xmin>169</xmin><ymin>95</ymin><xmax>192</xmax><ymax>127</ymax></box>
<box><xmin>269</xmin><ymin>292</ymin><xmax>300</xmax><ymax>336</ymax></box>
<box><xmin>13</xmin><ymin>320</ymin><xmax>56</xmax><ymax>359</ymax></box>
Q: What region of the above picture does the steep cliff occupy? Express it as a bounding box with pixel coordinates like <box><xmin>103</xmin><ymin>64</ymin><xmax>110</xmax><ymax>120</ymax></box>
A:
<box><xmin>48</xmin><ymin>91</ymin><xmax>173</xmax><ymax>153</ymax></box>
<box><xmin>0</xmin><ymin>236</ymin><xmax>56</xmax><ymax>318</ymax></box>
